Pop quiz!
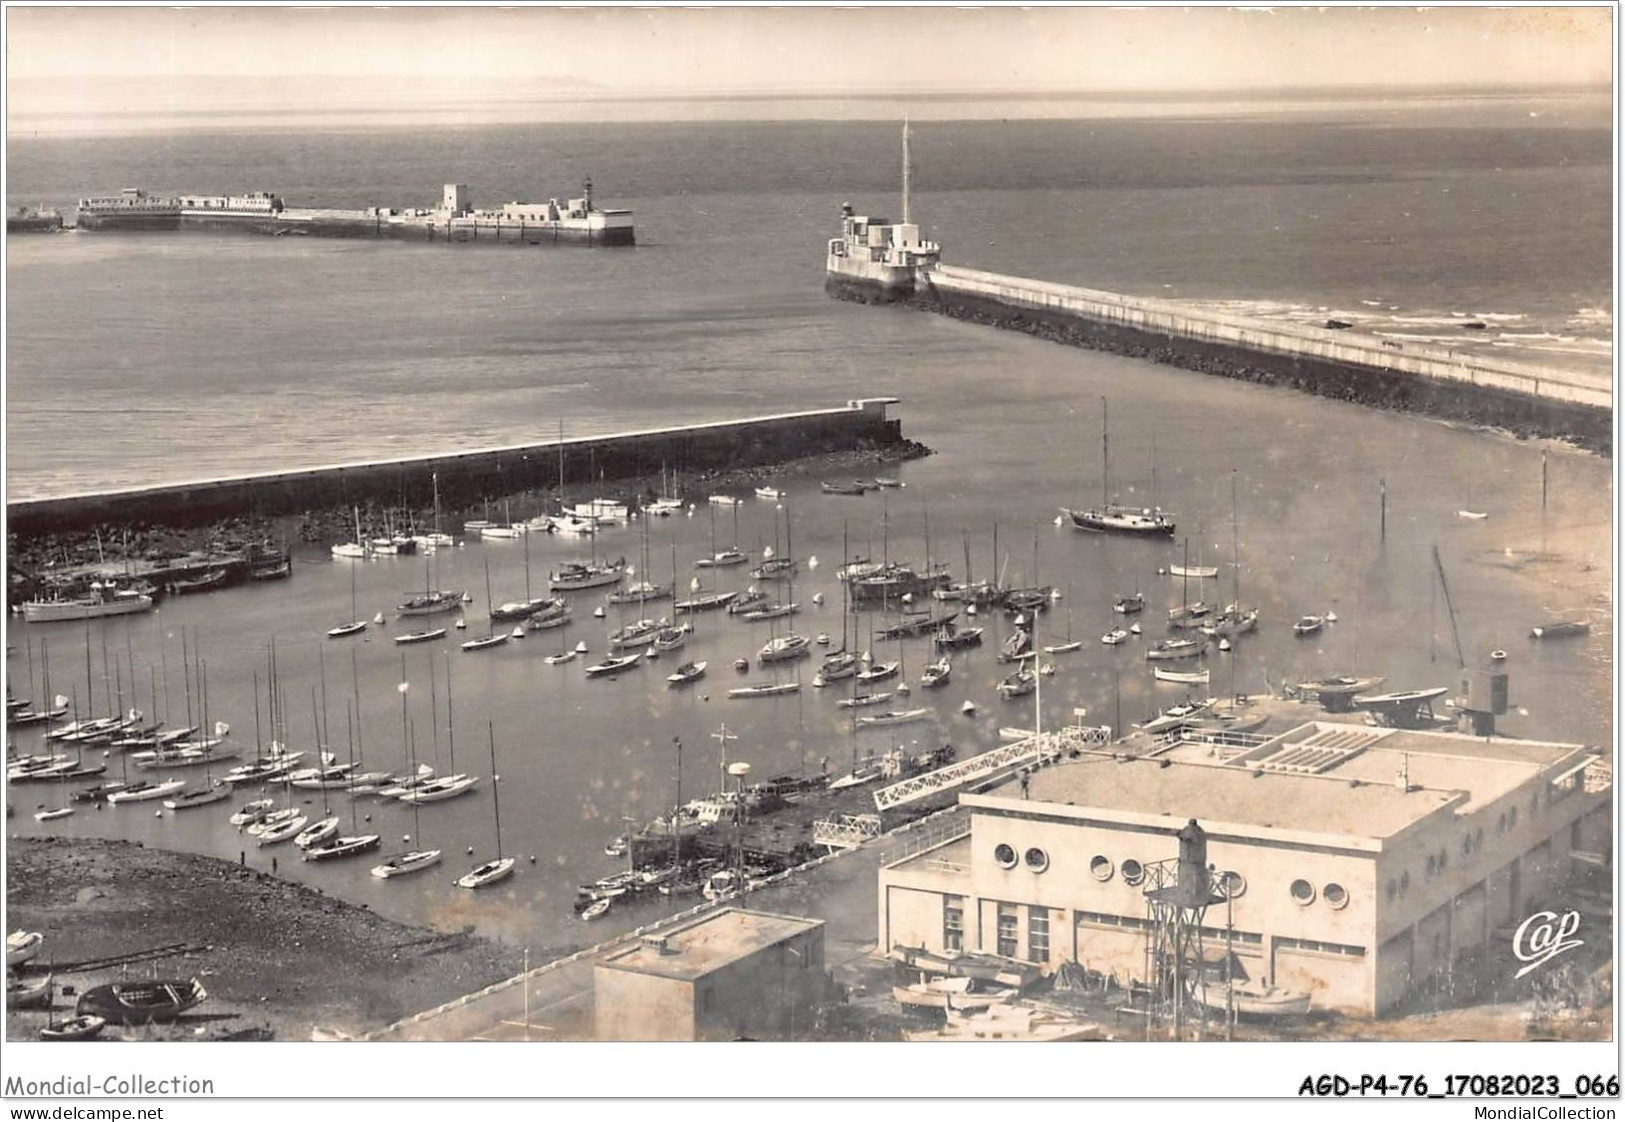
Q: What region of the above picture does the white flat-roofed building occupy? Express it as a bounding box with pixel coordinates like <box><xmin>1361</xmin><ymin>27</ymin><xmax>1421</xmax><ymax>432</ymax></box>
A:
<box><xmin>878</xmin><ymin>721</ymin><xmax>1610</xmax><ymax>1016</ymax></box>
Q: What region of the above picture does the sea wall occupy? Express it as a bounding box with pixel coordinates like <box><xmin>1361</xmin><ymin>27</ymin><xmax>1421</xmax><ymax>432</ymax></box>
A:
<box><xmin>7</xmin><ymin>400</ymin><xmax>904</xmax><ymax>538</ymax></box>
<box><xmin>901</xmin><ymin>265</ymin><xmax>1612</xmax><ymax>454</ymax></box>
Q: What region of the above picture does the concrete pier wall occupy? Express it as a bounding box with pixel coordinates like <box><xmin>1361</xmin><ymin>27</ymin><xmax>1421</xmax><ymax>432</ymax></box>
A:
<box><xmin>8</xmin><ymin>399</ymin><xmax>903</xmax><ymax>537</ymax></box>
<box><xmin>905</xmin><ymin>265</ymin><xmax>1611</xmax><ymax>453</ymax></box>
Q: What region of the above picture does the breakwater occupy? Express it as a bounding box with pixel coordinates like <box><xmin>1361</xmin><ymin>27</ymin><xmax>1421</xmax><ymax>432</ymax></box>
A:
<box><xmin>888</xmin><ymin>264</ymin><xmax>1611</xmax><ymax>454</ymax></box>
<box><xmin>7</xmin><ymin>399</ymin><xmax>905</xmax><ymax>538</ymax></box>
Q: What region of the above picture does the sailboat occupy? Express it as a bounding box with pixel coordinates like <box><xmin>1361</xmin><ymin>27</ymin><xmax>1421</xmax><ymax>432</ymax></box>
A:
<box><xmin>331</xmin><ymin>506</ymin><xmax>369</xmax><ymax>559</ymax></box>
<box><xmin>1062</xmin><ymin>399</ymin><xmax>1176</xmax><ymax>536</ymax></box>
<box><xmin>372</xmin><ymin>680</ymin><xmax>443</xmax><ymax>877</ymax></box>
<box><xmin>304</xmin><ymin>696</ymin><xmax>380</xmax><ymax>861</ymax></box>
<box><xmin>327</xmin><ymin>562</ymin><xmax>367</xmax><ymax>638</ymax></box>
<box><xmin>1202</xmin><ymin>471</ymin><xmax>1260</xmax><ymax>640</ymax></box>
<box><xmin>490</xmin><ymin>529</ymin><xmax>550</xmax><ymax>620</ymax></box>
<box><xmin>456</xmin><ymin>724</ymin><xmax>516</xmax><ymax>889</ymax></box>
<box><xmin>1043</xmin><ymin>593</ymin><xmax>1082</xmax><ymax>654</ymax></box>
<box><xmin>461</xmin><ymin>560</ymin><xmax>512</xmax><ymax>652</ymax></box>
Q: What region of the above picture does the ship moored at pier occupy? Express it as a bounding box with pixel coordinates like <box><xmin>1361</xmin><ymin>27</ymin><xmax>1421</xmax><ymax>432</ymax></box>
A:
<box><xmin>75</xmin><ymin>179</ymin><xmax>634</xmax><ymax>246</ymax></box>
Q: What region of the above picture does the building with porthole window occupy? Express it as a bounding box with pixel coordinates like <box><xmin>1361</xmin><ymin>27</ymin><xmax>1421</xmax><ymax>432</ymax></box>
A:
<box><xmin>877</xmin><ymin>720</ymin><xmax>1609</xmax><ymax>1016</ymax></box>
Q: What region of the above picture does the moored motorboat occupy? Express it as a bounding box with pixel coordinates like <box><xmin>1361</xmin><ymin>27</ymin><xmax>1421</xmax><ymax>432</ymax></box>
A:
<box><xmin>758</xmin><ymin>634</ymin><xmax>811</xmax><ymax>664</ymax></box>
<box><xmin>667</xmin><ymin>660</ymin><xmax>708</xmax><ymax>686</ymax></box>
<box><xmin>1293</xmin><ymin>615</ymin><xmax>1325</xmax><ymax>637</ymax></box>
<box><xmin>920</xmin><ymin>657</ymin><xmax>951</xmax><ymax>688</ymax></box>
<box><xmin>1114</xmin><ymin>593</ymin><xmax>1145</xmax><ymax>615</ymax></box>
<box><xmin>1146</xmin><ymin>638</ymin><xmax>1204</xmax><ymax>661</ymax></box>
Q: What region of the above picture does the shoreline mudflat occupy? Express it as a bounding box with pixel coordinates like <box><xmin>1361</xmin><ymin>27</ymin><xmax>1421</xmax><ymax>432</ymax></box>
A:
<box><xmin>5</xmin><ymin>837</ymin><xmax>531</xmax><ymax>1041</ymax></box>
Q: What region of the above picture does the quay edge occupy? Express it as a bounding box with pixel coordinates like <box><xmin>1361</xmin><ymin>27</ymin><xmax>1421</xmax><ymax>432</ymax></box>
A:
<box><xmin>832</xmin><ymin>262</ymin><xmax>1612</xmax><ymax>456</ymax></box>
<box><xmin>7</xmin><ymin>399</ymin><xmax>906</xmax><ymax>538</ymax></box>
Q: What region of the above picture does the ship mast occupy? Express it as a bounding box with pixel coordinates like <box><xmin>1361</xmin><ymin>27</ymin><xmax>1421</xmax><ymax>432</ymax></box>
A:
<box><xmin>901</xmin><ymin>118</ymin><xmax>911</xmax><ymax>227</ymax></box>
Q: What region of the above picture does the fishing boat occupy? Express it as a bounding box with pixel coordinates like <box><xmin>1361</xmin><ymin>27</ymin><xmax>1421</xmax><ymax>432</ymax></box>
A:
<box><xmin>21</xmin><ymin>583</ymin><xmax>155</xmax><ymax>623</ymax></box>
<box><xmin>580</xmin><ymin>897</ymin><xmax>613</xmax><ymax>922</ymax></box>
<box><xmin>544</xmin><ymin>651</ymin><xmax>578</xmax><ymax>666</ymax></box>
<box><xmin>39</xmin><ymin>1014</ymin><xmax>108</xmax><ymax>1041</ymax></box>
<box><xmin>821</xmin><ymin>480</ymin><xmax>869</xmax><ymax>496</ymax></box>
<box><xmin>997</xmin><ymin>667</ymin><xmax>1036</xmax><ymax>700</ymax></box>
<box><xmin>728</xmin><ymin>682</ymin><xmax>801</xmax><ymax>699</ymax></box>
<box><xmin>856</xmin><ymin>708</ymin><xmax>931</xmax><ymax>728</ymax></box>
<box><xmin>1153</xmin><ymin>667</ymin><xmax>1210</xmax><ymax>685</ymax></box>
<box><xmin>394</xmin><ymin>627</ymin><xmax>447</xmax><ymax>645</ymax></box>
<box><xmin>1114</xmin><ymin>593</ymin><xmax>1146</xmax><ymax>615</ymax></box>
<box><xmin>1293</xmin><ymin>615</ymin><xmax>1326</xmax><ymax>637</ymax></box>
<box><xmin>7</xmin><ymin>931</ymin><xmax>44</xmax><ymax>967</ymax></box>
<box><xmin>586</xmin><ymin>651</ymin><xmax>643</xmax><ymax>677</ymax></box>
<box><xmin>1168</xmin><ymin>564</ymin><xmax>1220</xmax><ymax>579</ymax></box>
<box><xmin>920</xmin><ymin>657</ymin><xmax>951</xmax><ymax>688</ymax></box>
<box><xmin>460</xmin><ymin>632</ymin><xmax>510</xmax><ymax>653</ymax></box>
<box><xmin>754</xmin><ymin>486</ymin><xmax>785</xmax><ymax>501</ymax></box>
<box><xmin>1530</xmin><ymin>620</ymin><xmax>1590</xmax><ymax>639</ymax></box>
<box><xmin>304</xmin><ymin>834</ymin><xmax>382</xmax><ymax>862</ymax></box>
<box><xmin>551</xmin><ymin>558</ymin><xmax>627</xmax><ymax>591</ymax></box>
<box><xmin>76</xmin><ymin>978</ymin><xmax>206</xmax><ymax>1025</ymax></box>
<box><xmin>758</xmin><ymin>634</ymin><xmax>811</xmax><ymax>664</ymax></box>
<box><xmin>1101</xmin><ymin>628</ymin><xmax>1129</xmax><ymax>646</ymax></box>
<box><xmin>9</xmin><ymin>973</ymin><xmax>55</xmax><ymax>1009</ymax></box>
<box><xmin>1146</xmin><ymin>638</ymin><xmax>1204</xmax><ymax>661</ymax></box>
<box><xmin>456</xmin><ymin>726</ymin><xmax>516</xmax><ymax>890</ymax></box>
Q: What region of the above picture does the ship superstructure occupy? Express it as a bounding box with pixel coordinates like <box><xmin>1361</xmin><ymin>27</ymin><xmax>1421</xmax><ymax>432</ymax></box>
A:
<box><xmin>825</xmin><ymin>121</ymin><xmax>939</xmax><ymax>301</ymax></box>
<box><xmin>75</xmin><ymin>180</ymin><xmax>633</xmax><ymax>246</ymax></box>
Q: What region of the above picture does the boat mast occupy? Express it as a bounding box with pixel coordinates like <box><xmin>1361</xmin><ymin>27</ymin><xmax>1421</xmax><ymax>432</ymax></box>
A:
<box><xmin>1101</xmin><ymin>397</ymin><xmax>1110</xmax><ymax>510</ymax></box>
<box><xmin>444</xmin><ymin>651</ymin><xmax>456</xmax><ymax>772</ymax></box>
<box><xmin>901</xmin><ymin>117</ymin><xmax>911</xmax><ymax>227</ymax></box>
<box><xmin>671</xmin><ymin>736</ymin><xmax>683</xmax><ymax>876</ymax></box>
<box><xmin>488</xmin><ymin>721</ymin><xmax>503</xmax><ymax>862</ymax></box>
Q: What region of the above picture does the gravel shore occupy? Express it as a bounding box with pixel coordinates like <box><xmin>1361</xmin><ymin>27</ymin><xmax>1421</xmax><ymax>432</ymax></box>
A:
<box><xmin>5</xmin><ymin>837</ymin><xmax>530</xmax><ymax>1041</ymax></box>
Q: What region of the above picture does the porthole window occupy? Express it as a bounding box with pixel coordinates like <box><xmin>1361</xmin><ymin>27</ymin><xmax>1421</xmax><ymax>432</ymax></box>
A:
<box><xmin>1024</xmin><ymin>847</ymin><xmax>1049</xmax><ymax>873</ymax></box>
<box><xmin>1217</xmin><ymin>871</ymin><xmax>1247</xmax><ymax>899</ymax></box>
<box><xmin>1323</xmin><ymin>883</ymin><xmax>1349</xmax><ymax>910</ymax></box>
<box><xmin>1122</xmin><ymin>859</ymin><xmax>1145</xmax><ymax>887</ymax></box>
<box><xmin>1090</xmin><ymin>855</ymin><xmax>1114</xmax><ymax>882</ymax></box>
<box><xmin>993</xmin><ymin>843</ymin><xmax>1018</xmax><ymax>869</ymax></box>
<box><xmin>1290</xmin><ymin>878</ymin><xmax>1316</xmax><ymax>905</ymax></box>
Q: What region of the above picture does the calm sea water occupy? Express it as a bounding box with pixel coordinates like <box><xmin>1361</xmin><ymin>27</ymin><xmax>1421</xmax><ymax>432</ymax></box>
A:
<box><xmin>5</xmin><ymin>96</ymin><xmax>1613</xmax><ymax>952</ymax></box>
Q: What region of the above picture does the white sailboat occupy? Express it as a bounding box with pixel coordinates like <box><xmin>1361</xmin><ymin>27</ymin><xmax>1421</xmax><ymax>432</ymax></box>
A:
<box><xmin>456</xmin><ymin>724</ymin><xmax>516</xmax><ymax>889</ymax></box>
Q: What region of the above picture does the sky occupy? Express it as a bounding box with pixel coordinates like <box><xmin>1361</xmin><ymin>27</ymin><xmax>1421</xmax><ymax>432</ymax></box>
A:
<box><xmin>7</xmin><ymin>6</ymin><xmax>1614</xmax><ymax>93</ymax></box>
